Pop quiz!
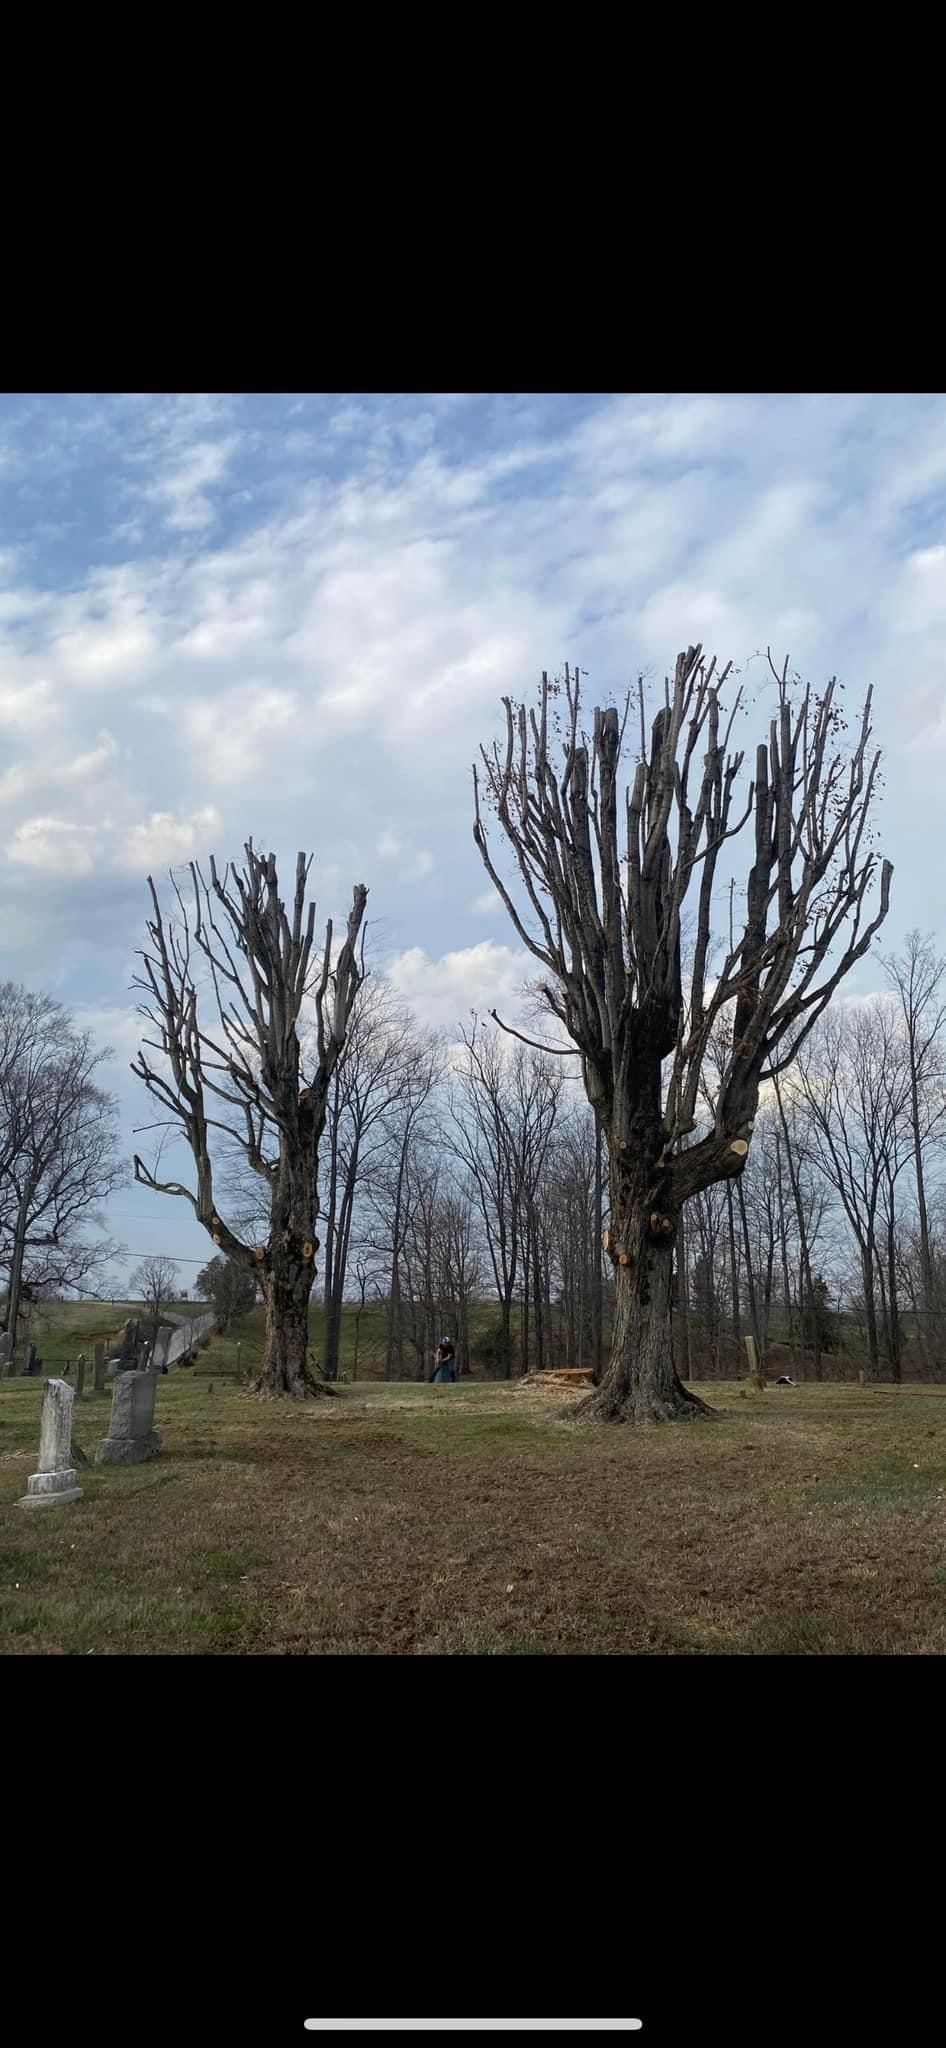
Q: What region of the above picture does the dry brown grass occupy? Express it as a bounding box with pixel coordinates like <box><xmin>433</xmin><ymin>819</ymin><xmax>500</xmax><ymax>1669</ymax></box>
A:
<box><xmin>2</xmin><ymin>1374</ymin><xmax>945</xmax><ymax>1654</ymax></box>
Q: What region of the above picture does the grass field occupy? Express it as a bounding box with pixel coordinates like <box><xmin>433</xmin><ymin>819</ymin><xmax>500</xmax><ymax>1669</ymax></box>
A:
<box><xmin>2</xmin><ymin>1364</ymin><xmax>945</xmax><ymax>1654</ymax></box>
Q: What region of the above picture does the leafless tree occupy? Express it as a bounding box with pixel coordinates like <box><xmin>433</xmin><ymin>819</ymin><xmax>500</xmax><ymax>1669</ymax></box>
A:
<box><xmin>369</xmin><ymin>1032</ymin><xmax>444</xmax><ymax>1379</ymax></box>
<box><xmin>129</xmin><ymin>1254</ymin><xmax>180</xmax><ymax>1321</ymax></box>
<box><xmin>319</xmin><ymin>983</ymin><xmax>429</xmax><ymax>1383</ymax></box>
<box><xmin>880</xmin><ymin>930</ymin><xmax>946</xmax><ymax>1352</ymax></box>
<box><xmin>473</xmin><ymin>645</ymin><xmax>891</xmax><ymax>1420</ymax></box>
<box><xmin>0</xmin><ymin>984</ymin><xmax>125</xmax><ymax>1359</ymax></box>
<box><xmin>131</xmin><ymin>843</ymin><xmax>367</xmax><ymax>1397</ymax></box>
<box><xmin>793</xmin><ymin>1000</ymin><xmax>912</xmax><ymax>1379</ymax></box>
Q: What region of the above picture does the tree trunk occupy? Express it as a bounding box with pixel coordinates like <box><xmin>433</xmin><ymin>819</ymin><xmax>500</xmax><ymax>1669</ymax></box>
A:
<box><xmin>737</xmin><ymin>1177</ymin><xmax>763</xmax><ymax>1369</ymax></box>
<box><xmin>3</xmin><ymin>1178</ymin><xmax>33</xmax><ymax>1371</ymax></box>
<box><xmin>499</xmin><ymin>1295</ymin><xmax>513</xmax><ymax>1379</ymax></box>
<box><xmin>591</xmin><ymin>1123</ymin><xmax>603</xmax><ymax>1383</ymax></box>
<box><xmin>861</xmin><ymin>1242</ymin><xmax>881</xmax><ymax>1378</ymax></box>
<box><xmin>521</xmin><ymin>1229</ymin><xmax>530</xmax><ymax>1376</ymax></box>
<box><xmin>251</xmin><ymin>1254</ymin><xmax>326</xmax><ymax>1396</ymax></box>
<box><xmin>910</xmin><ymin>1061</ymin><xmax>935</xmax><ymax>1340</ymax></box>
<box><xmin>726</xmin><ymin>1182</ymin><xmax>740</xmax><ymax>1350</ymax></box>
<box><xmin>679</xmin><ymin>1207</ymin><xmax>694</xmax><ymax>1381</ymax></box>
<box><xmin>248</xmin><ymin>1134</ymin><xmax>330</xmax><ymax>1398</ymax></box>
<box><xmin>773</xmin><ymin>1078</ymin><xmax>820</xmax><ymax>1381</ymax></box>
<box><xmin>385</xmin><ymin>1135</ymin><xmax>409</xmax><ymax>1380</ymax></box>
<box><xmin>571</xmin><ymin>1187</ymin><xmax>714</xmax><ymax>1424</ymax></box>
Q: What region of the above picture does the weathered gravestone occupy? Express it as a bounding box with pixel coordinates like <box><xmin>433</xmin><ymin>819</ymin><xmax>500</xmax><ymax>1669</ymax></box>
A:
<box><xmin>18</xmin><ymin>1379</ymin><xmax>83</xmax><ymax>1510</ymax></box>
<box><xmin>93</xmin><ymin>1342</ymin><xmax>107</xmax><ymax>1393</ymax></box>
<box><xmin>0</xmin><ymin>1329</ymin><xmax>14</xmax><ymax>1378</ymax></box>
<box><xmin>118</xmin><ymin>1318</ymin><xmax>140</xmax><ymax>1370</ymax></box>
<box><xmin>75</xmin><ymin>1353</ymin><xmax>86</xmax><ymax>1399</ymax></box>
<box><xmin>95</xmin><ymin>1369</ymin><xmax>161</xmax><ymax>1465</ymax></box>
<box><xmin>149</xmin><ymin>1323</ymin><xmax>173</xmax><ymax>1374</ymax></box>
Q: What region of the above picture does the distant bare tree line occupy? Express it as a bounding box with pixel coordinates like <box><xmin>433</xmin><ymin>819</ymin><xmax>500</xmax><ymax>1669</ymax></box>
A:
<box><xmin>294</xmin><ymin>928</ymin><xmax>946</xmax><ymax>1386</ymax></box>
<box><xmin>4</xmin><ymin>932</ymin><xmax>943</xmax><ymax>1389</ymax></box>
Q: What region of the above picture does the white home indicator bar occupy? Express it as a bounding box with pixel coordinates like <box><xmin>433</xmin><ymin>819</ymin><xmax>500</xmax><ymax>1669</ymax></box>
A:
<box><xmin>304</xmin><ymin>2025</ymin><xmax>644</xmax><ymax>2034</ymax></box>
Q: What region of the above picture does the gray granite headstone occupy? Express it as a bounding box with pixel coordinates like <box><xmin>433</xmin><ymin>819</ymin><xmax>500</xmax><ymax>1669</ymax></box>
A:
<box><xmin>0</xmin><ymin>1329</ymin><xmax>14</xmax><ymax>1378</ymax></box>
<box><xmin>76</xmin><ymin>1353</ymin><xmax>86</xmax><ymax>1399</ymax></box>
<box><xmin>95</xmin><ymin>1369</ymin><xmax>161</xmax><ymax>1465</ymax></box>
<box><xmin>18</xmin><ymin>1379</ymin><xmax>83</xmax><ymax>1509</ymax></box>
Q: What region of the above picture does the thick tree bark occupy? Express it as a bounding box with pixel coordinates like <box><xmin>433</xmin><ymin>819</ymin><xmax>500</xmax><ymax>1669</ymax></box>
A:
<box><xmin>591</xmin><ymin>1122</ymin><xmax>604</xmax><ymax>1383</ymax></box>
<box><xmin>571</xmin><ymin>1147</ymin><xmax>715</xmax><ymax>1422</ymax></box>
<box><xmin>248</xmin><ymin>1111</ymin><xmax>331</xmax><ymax>1399</ymax></box>
<box><xmin>253</xmin><ymin>1254</ymin><xmax>326</xmax><ymax>1397</ymax></box>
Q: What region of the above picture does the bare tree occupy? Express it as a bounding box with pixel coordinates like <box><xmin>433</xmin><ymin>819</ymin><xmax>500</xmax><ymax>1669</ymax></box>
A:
<box><xmin>131</xmin><ymin>843</ymin><xmax>367</xmax><ymax>1397</ymax></box>
<box><xmin>129</xmin><ymin>1254</ymin><xmax>180</xmax><ymax>1320</ymax></box>
<box><xmin>370</xmin><ymin>1033</ymin><xmax>444</xmax><ymax>1379</ymax></box>
<box><xmin>0</xmin><ymin>984</ymin><xmax>126</xmax><ymax>1358</ymax></box>
<box><xmin>880</xmin><ymin>931</ymin><xmax>946</xmax><ymax>1349</ymax></box>
<box><xmin>793</xmin><ymin>1000</ymin><xmax>912</xmax><ymax>1380</ymax></box>
<box><xmin>319</xmin><ymin>983</ymin><xmax>427</xmax><ymax>1383</ymax></box>
<box><xmin>473</xmin><ymin>646</ymin><xmax>891</xmax><ymax>1421</ymax></box>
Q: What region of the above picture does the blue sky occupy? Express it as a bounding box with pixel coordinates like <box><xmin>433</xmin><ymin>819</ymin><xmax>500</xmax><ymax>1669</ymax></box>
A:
<box><xmin>1</xmin><ymin>391</ymin><xmax>943</xmax><ymax>1291</ymax></box>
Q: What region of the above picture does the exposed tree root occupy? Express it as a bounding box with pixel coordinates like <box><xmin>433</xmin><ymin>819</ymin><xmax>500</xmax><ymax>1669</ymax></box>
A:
<box><xmin>564</xmin><ymin>1385</ymin><xmax>717</xmax><ymax>1425</ymax></box>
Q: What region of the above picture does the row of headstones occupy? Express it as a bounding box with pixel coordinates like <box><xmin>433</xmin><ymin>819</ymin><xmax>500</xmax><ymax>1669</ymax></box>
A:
<box><xmin>0</xmin><ymin>1317</ymin><xmax>177</xmax><ymax>1384</ymax></box>
<box><xmin>17</xmin><ymin>1371</ymin><xmax>162</xmax><ymax>1509</ymax></box>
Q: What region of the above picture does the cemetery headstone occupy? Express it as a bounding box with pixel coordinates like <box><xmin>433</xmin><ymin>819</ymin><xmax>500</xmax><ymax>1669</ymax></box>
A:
<box><xmin>95</xmin><ymin>1369</ymin><xmax>162</xmax><ymax>1465</ymax></box>
<box><xmin>17</xmin><ymin>1379</ymin><xmax>83</xmax><ymax>1510</ymax></box>
<box><xmin>76</xmin><ymin>1353</ymin><xmax>86</xmax><ymax>1399</ymax></box>
<box><xmin>0</xmin><ymin>1328</ymin><xmax>14</xmax><ymax>1378</ymax></box>
<box><xmin>29</xmin><ymin>1351</ymin><xmax>43</xmax><ymax>1378</ymax></box>
<box><xmin>117</xmin><ymin>1318</ymin><xmax>139</xmax><ymax>1370</ymax></box>
<box><xmin>93</xmin><ymin>1342</ymin><xmax>107</xmax><ymax>1393</ymax></box>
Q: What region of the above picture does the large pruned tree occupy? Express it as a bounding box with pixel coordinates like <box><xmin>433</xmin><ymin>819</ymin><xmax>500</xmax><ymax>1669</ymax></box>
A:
<box><xmin>131</xmin><ymin>843</ymin><xmax>367</xmax><ymax>1397</ymax></box>
<box><xmin>473</xmin><ymin>645</ymin><xmax>892</xmax><ymax>1422</ymax></box>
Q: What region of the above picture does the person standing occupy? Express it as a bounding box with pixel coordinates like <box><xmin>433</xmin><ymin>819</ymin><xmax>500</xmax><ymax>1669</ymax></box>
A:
<box><xmin>430</xmin><ymin>1337</ymin><xmax>457</xmax><ymax>1384</ymax></box>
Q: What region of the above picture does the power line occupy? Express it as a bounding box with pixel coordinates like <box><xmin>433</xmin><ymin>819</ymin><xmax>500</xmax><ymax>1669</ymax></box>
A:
<box><xmin>115</xmin><ymin>1251</ymin><xmax>212</xmax><ymax>1264</ymax></box>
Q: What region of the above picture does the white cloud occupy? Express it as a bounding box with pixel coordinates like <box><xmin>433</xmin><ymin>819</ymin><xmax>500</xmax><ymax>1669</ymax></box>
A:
<box><xmin>61</xmin><ymin>729</ymin><xmax>120</xmax><ymax>784</ymax></box>
<box><xmin>122</xmin><ymin>805</ymin><xmax>222</xmax><ymax>873</ymax></box>
<box><xmin>471</xmin><ymin>889</ymin><xmax>500</xmax><ymax>916</ymax></box>
<box><xmin>7</xmin><ymin>815</ymin><xmax>101</xmax><ymax>876</ymax></box>
<box><xmin>4</xmin><ymin>803</ymin><xmax>222</xmax><ymax>880</ymax></box>
<box><xmin>0</xmin><ymin>728</ymin><xmax>119</xmax><ymax>807</ymax></box>
<box><xmin>181</xmin><ymin>684</ymin><xmax>299</xmax><ymax>787</ymax></box>
<box><xmin>0</xmin><ymin>676</ymin><xmax>57</xmax><ymax>735</ymax></box>
<box><xmin>386</xmin><ymin>939</ymin><xmax>533</xmax><ymax>1036</ymax></box>
<box><xmin>377</xmin><ymin>831</ymin><xmax>401</xmax><ymax>859</ymax></box>
<box><xmin>146</xmin><ymin>436</ymin><xmax>239</xmax><ymax>532</ymax></box>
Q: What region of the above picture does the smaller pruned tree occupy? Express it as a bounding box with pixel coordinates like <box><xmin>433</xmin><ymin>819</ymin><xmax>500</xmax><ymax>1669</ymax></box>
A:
<box><xmin>131</xmin><ymin>843</ymin><xmax>367</xmax><ymax>1398</ymax></box>
<box><xmin>129</xmin><ymin>1254</ymin><xmax>180</xmax><ymax>1321</ymax></box>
